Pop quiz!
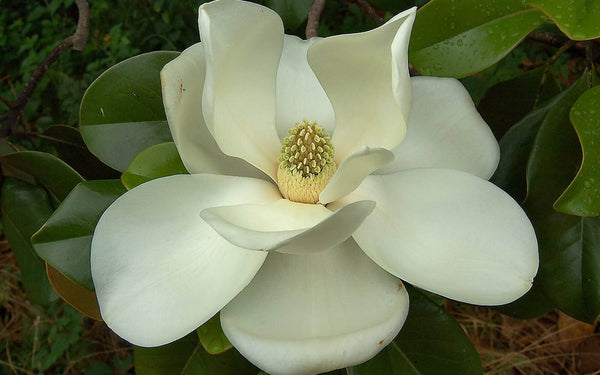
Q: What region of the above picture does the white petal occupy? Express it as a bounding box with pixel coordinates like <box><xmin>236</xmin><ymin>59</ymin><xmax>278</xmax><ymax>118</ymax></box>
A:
<box><xmin>307</xmin><ymin>8</ymin><xmax>416</xmax><ymax>162</ymax></box>
<box><xmin>221</xmin><ymin>240</ymin><xmax>409</xmax><ymax>375</ymax></box>
<box><xmin>276</xmin><ymin>35</ymin><xmax>335</xmax><ymax>140</ymax></box>
<box><xmin>319</xmin><ymin>146</ymin><xmax>394</xmax><ymax>204</ymax></box>
<box><xmin>198</xmin><ymin>0</ymin><xmax>283</xmax><ymax>180</ymax></box>
<box><xmin>332</xmin><ymin>168</ymin><xmax>538</xmax><ymax>305</ymax></box>
<box><xmin>91</xmin><ymin>174</ymin><xmax>281</xmax><ymax>347</ymax></box>
<box><xmin>201</xmin><ymin>199</ymin><xmax>374</xmax><ymax>254</ymax></box>
<box><xmin>377</xmin><ymin>77</ymin><xmax>500</xmax><ymax>179</ymax></box>
<box><xmin>161</xmin><ymin>43</ymin><xmax>266</xmax><ymax>179</ymax></box>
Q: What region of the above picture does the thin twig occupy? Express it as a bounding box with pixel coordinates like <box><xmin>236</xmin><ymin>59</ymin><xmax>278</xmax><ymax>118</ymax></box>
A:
<box><xmin>352</xmin><ymin>0</ymin><xmax>384</xmax><ymax>26</ymax></box>
<box><xmin>533</xmin><ymin>40</ymin><xmax>576</xmax><ymax>108</ymax></box>
<box><xmin>0</xmin><ymin>0</ymin><xmax>89</xmax><ymax>137</ymax></box>
<box><xmin>527</xmin><ymin>31</ymin><xmax>590</xmax><ymax>55</ymax></box>
<box><xmin>586</xmin><ymin>41</ymin><xmax>594</xmax><ymax>88</ymax></box>
<box><xmin>306</xmin><ymin>0</ymin><xmax>326</xmax><ymax>39</ymax></box>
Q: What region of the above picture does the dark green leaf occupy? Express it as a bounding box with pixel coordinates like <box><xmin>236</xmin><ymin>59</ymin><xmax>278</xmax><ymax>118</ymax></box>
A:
<box><xmin>0</xmin><ymin>151</ymin><xmax>84</xmax><ymax>202</ymax></box>
<box><xmin>196</xmin><ymin>314</ymin><xmax>232</xmax><ymax>354</ymax></box>
<box><xmin>121</xmin><ymin>142</ymin><xmax>187</xmax><ymax>190</ymax></box>
<box><xmin>1</xmin><ymin>178</ymin><xmax>57</xmax><ymax>305</ymax></box>
<box><xmin>525</xmin><ymin>0</ymin><xmax>600</xmax><ymax>40</ymax></box>
<box><xmin>490</xmin><ymin>93</ymin><xmax>561</xmax><ymax>202</ymax></box>
<box><xmin>493</xmin><ymin>281</ymin><xmax>553</xmax><ymax>319</ymax></box>
<box><xmin>31</xmin><ymin>180</ymin><xmax>127</xmax><ymax>290</ymax></box>
<box><xmin>80</xmin><ymin>51</ymin><xmax>179</xmax><ymax>172</ymax></box>
<box><xmin>348</xmin><ymin>285</ymin><xmax>482</xmax><ymax>375</ymax></box>
<box><xmin>134</xmin><ymin>333</ymin><xmax>257</xmax><ymax>375</ymax></box>
<box><xmin>368</xmin><ymin>0</ymin><xmax>416</xmax><ymax>13</ymax></box>
<box><xmin>409</xmin><ymin>0</ymin><xmax>546</xmax><ymax>77</ymax></box>
<box><xmin>524</xmin><ymin>75</ymin><xmax>600</xmax><ymax>323</ymax></box>
<box><xmin>554</xmin><ymin>86</ymin><xmax>600</xmax><ymax>216</ymax></box>
<box><xmin>265</xmin><ymin>0</ymin><xmax>312</xmax><ymax>30</ymax></box>
<box><xmin>43</xmin><ymin>125</ymin><xmax>120</xmax><ymax>180</ymax></box>
<box><xmin>478</xmin><ymin>67</ymin><xmax>561</xmax><ymax>139</ymax></box>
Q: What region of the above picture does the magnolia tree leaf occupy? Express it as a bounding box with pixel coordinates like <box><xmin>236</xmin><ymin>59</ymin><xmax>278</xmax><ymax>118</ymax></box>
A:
<box><xmin>523</xmin><ymin>75</ymin><xmax>600</xmax><ymax>323</ymax></box>
<box><xmin>121</xmin><ymin>142</ymin><xmax>187</xmax><ymax>190</ymax></box>
<box><xmin>1</xmin><ymin>178</ymin><xmax>58</xmax><ymax>305</ymax></box>
<box><xmin>478</xmin><ymin>67</ymin><xmax>561</xmax><ymax>139</ymax></box>
<box><xmin>80</xmin><ymin>51</ymin><xmax>179</xmax><ymax>172</ymax></box>
<box><xmin>348</xmin><ymin>285</ymin><xmax>482</xmax><ymax>375</ymax></box>
<box><xmin>134</xmin><ymin>333</ymin><xmax>257</xmax><ymax>375</ymax></box>
<box><xmin>196</xmin><ymin>314</ymin><xmax>232</xmax><ymax>354</ymax></box>
<box><xmin>409</xmin><ymin>0</ymin><xmax>546</xmax><ymax>77</ymax></box>
<box><xmin>265</xmin><ymin>0</ymin><xmax>312</xmax><ymax>30</ymax></box>
<box><xmin>491</xmin><ymin>94</ymin><xmax>562</xmax><ymax>202</ymax></box>
<box><xmin>43</xmin><ymin>125</ymin><xmax>120</xmax><ymax>180</ymax></box>
<box><xmin>31</xmin><ymin>180</ymin><xmax>127</xmax><ymax>291</ymax></box>
<box><xmin>525</xmin><ymin>0</ymin><xmax>600</xmax><ymax>40</ymax></box>
<box><xmin>494</xmin><ymin>281</ymin><xmax>553</xmax><ymax>319</ymax></box>
<box><xmin>46</xmin><ymin>264</ymin><xmax>102</xmax><ymax>320</ymax></box>
<box><xmin>0</xmin><ymin>151</ymin><xmax>84</xmax><ymax>202</ymax></box>
<box><xmin>554</xmin><ymin>86</ymin><xmax>600</xmax><ymax>217</ymax></box>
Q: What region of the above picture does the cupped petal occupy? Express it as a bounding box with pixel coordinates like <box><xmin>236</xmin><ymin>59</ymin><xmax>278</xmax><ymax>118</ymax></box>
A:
<box><xmin>275</xmin><ymin>35</ymin><xmax>335</xmax><ymax>140</ymax></box>
<box><xmin>161</xmin><ymin>43</ymin><xmax>266</xmax><ymax>179</ymax></box>
<box><xmin>377</xmin><ymin>76</ymin><xmax>500</xmax><ymax>179</ymax></box>
<box><xmin>201</xmin><ymin>199</ymin><xmax>375</xmax><ymax>254</ymax></box>
<box><xmin>198</xmin><ymin>0</ymin><xmax>283</xmax><ymax>180</ymax></box>
<box><xmin>331</xmin><ymin>168</ymin><xmax>538</xmax><ymax>305</ymax></box>
<box><xmin>221</xmin><ymin>239</ymin><xmax>409</xmax><ymax>375</ymax></box>
<box><xmin>307</xmin><ymin>7</ymin><xmax>416</xmax><ymax>162</ymax></box>
<box><xmin>319</xmin><ymin>146</ymin><xmax>394</xmax><ymax>204</ymax></box>
<box><xmin>91</xmin><ymin>174</ymin><xmax>281</xmax><ymax>347</ymax></box>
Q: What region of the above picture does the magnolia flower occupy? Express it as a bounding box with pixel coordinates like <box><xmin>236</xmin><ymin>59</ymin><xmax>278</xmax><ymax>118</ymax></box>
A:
<box><xmin>91</xmin><ymin>0</ymin><xmax>539</xmax><ymax>374</ymax></box>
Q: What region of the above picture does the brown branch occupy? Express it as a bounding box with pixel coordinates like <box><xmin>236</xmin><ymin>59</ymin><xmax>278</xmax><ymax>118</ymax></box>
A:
<box><xmin>1</xmin><ymin>0</ymin><xmax>90</xmax><ymax>137</ymax></box>
<box><xmin>526</xmin><ymin>31</ymin><xmax>592</xmax><ymax>56</ymax></box>
<box><xmin>306</xmin><ymin>0</ymin><xmax>326</xmax><ymax>39</ymax></box>
<box><xmin>352</xmin><ymin>0</ymin><xmax>384</xmax><ymax>26</ymax></box>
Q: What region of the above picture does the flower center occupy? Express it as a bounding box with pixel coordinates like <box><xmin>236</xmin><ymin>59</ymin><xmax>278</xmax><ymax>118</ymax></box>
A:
<box><xmin>277</xmin><ymin>120</ymin><xmax>337</xmax><ymax>204</ymax></box>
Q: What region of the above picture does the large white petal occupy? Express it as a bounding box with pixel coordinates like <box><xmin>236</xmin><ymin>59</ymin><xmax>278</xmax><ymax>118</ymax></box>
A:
<box><xmin>319</xmin><ymin>146</ymin><xmax>394</xmax><ymax>204</ymax></box>
<box><xmin>161</xmin><ymin>43</ymin><xmax>265</xmax><ymax>179</ymax></box>
<box><xmin>275</xmin><ymin>35</ymin><xmax>335</xmax><ymax>140</ymax></box>
<box><xmin>307</xmin><ymin>7</ymin><xmax>415</xmax><ymax>162</ymax></box>
<box><xmin>91</xmin><ymin>174</ymin><xmax>281</xmax><ymax>347</ymax></box>
<box><xmin>201</xmin><ymin>199</ymin><xmax>374</xmax><ymax>254</ymax></box>
<box><xmin>221</xmin><ymin>239</ymin><xmax>409</xmax><ymax>375</ymax></box>
<box><xmin>377</xmin><ymin>77</ymin><xmax>500</xmax><ymax>179</ymax></box>
<box><xmin>198</xmin><ymin>0</ymin><xmax>283</xmax><ymax>180</ymax></box>
<box><xmin>331</xmin><ymin>168</ymin><xmax>538</xmax><ymax>305</ymax></box>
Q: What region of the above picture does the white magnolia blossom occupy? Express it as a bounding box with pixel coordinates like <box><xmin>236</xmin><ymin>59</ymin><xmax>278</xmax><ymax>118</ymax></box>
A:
<box><xmin>91</xmin><ymin>0</ymin><xmax>539</xmax><ymax>374</ymax></box>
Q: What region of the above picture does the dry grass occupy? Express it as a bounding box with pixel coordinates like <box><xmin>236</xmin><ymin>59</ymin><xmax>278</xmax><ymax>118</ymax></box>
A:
<box><xmin>448</xmin><ymin>301</ymin><xmax>600</xmax><ymax>375</ymax></box>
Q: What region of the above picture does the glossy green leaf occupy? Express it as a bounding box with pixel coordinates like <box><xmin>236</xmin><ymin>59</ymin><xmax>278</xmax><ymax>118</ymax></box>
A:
<box><xmin>478</xmin><ymin>67</ymin><xmax>561</xmax><ymax>139</ymax></box>
<box><xmin>43</xmin><ymin>125</ymin><xmax>120</xmax><ymax>180</ymax></box>
<box><xmin>47</xmin><ymin>264</ymin><xmax>102</xmax><ymax>321</ymax></box>
<box><xmin>31</xmin><ymin>180</ymin><xmax>127</xmax><ymax>290</ymax></box>
<box><xmin>409</xmin><ymin>0</ymin><xmax>546</xmax><ymax>77</ymax></box>
<box><xmin>0</xmin><ymin>151</ymin><xmax>84</xmax><ymax>202</ymax></box>
<box><xmin>348</xmin><ymin>285</ymin><xmax>482</xmax><ymax>375</ymax></box>
<box><xmin>121</xmin><ymin>142</ymin><xmax>187</xmax><ymax>190</ymax></box>
<box><xmin>524</xmin><ymin>76</ymin><xmax>600</xmax><ymax>323</ymax></box>
<box><xmin>80</xmin><ymin>51</ymin><xmax>178</xmax><ymax>172</ymax></box>
<box><xmin>525</xmin><ymin>0</ymin><xmax>600</xmax><ymax>40</ymax></box>
<box><xmin>494</xmin><ymin>281</ymin><xmax>553</xmax><ymax>319</ymax></box>
<box><xmin>490</xmin><ymin>94</ymin><xmax>562</xmax><ymax>202</ymax></box>
<box><xmin>196</xmin><ymin>314</ymin><xmax>232</xmax><ymax>355</ymax></box>
<box><xmin>134</xmin><ymin>333</ymin><xmax>257</xmax><ymax>375</ymax></box>
<box><xmin>1</xmin><ymin>178</ymin><xmax>58</xmax><ymax>305</ymax></box>
<box><xmin>265</xmin><ymin>0</ymin><xmax>312</xmax><ymax>30</ymax></box>
<box><xmin>554</xmin><ymin>86</ymin><xmax>600</xmax><ymax>216</ymax></box>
